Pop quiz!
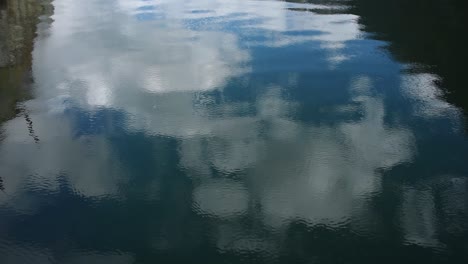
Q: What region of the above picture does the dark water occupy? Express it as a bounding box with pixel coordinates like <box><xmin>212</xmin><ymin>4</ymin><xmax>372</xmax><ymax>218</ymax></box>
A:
<box><xmin>1</xmin><ymin>0</ymin><xmax>468</xmax><ymax>263</ymax></box>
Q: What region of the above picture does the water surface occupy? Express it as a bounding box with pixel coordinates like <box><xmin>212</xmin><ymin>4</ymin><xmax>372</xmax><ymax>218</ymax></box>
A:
<box><xmin>1</xmin><ymin>0</ymin><xmax>467</xmax><ymax>263</ymax></box>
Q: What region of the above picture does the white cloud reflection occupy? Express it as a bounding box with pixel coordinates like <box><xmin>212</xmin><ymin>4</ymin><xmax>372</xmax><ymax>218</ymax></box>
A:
<box><xmin>0</xmin><ymin>0</ymin><xmax>466</xmax><ymax>258</ymax></box>
<box><xmin>401</xmin><ymin>73</ymin><xmax>459</xmax><ymax>119</ymax></box>
<box><xmin>121</xmin><ymin>0</ymin><xmax>359</xmax><ymax>66</ymax></box>
<box><xmin>0</xmin><ymin>109</ymin><xmax>127</xmax><ymax>210</ymax></box>
<box><xmin>184</xmin><ymin>77</ymin><xmax>414</xmax><ymax>229</ymax></box>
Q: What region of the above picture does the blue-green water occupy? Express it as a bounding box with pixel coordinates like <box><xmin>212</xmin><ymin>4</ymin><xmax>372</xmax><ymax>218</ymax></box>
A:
<box><xmin>1</xmin><ymin>0</ymin><xmax>468</xmax><ymax>263</ymax></box>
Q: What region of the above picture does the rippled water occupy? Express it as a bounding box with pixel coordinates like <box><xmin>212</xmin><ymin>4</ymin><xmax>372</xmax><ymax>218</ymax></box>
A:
<box><xmin>1</xmin><ymin>0</ymin><xmax>468</xmax><ymax>263</ymax></box>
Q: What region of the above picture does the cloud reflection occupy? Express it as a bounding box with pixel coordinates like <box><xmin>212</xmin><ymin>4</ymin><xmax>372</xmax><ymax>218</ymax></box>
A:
<box><xmin>185</xmin><ymin>76</ymin><xmax>414</xmax><ymax>229</ymax></box>
<box><xmin>401</xmin><ymin>73</ymin><xmax>459</xmax><ymax>119</ymax></box>
<box><xmin>0</xmin><ymin>0</ymin><xmax>467</xmax><ymax>261</ymax></box>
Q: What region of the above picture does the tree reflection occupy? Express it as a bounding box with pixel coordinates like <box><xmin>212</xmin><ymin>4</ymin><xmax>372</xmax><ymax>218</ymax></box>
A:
<box><xmin>352</xmin><ymin>0</ymin><xmax>468</xmax><ymax>122</ymax></box>
<box><xmin>286</xmin><ymin>0</ymin><xmax>468</xmax><ymax>126</ymax></box>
